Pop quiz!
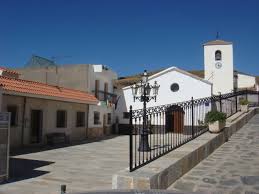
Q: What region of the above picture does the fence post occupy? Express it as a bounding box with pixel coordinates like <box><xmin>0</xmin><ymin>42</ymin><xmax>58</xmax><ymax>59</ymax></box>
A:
<box><xmin>245</xmin><ymin>88</ymin><xmax>248</xmax><ymax>100</ymax></box>
<box><xmin>191</xmin><ymin>97</ymin><xmax>194</xmax><ymax>138</ymax></box>
<box><xmin>129</xmin><ymin>105</ymin><xmax>133</xmax><ymax>172</ymax></box>
<box><xmin>235</xmin><ymin>92</ymin><xmax>238</xmax><ymax>113</ymax></box>
<box><xmin>219</xmin><ymin>92</ymin><xmax>222</xmax><ymax>112</ymax></box>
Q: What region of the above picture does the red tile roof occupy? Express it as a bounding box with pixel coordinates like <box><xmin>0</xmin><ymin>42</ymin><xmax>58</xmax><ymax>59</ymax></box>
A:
<box><xmin>0</xmin><ymin>76</ymin><xmax>98</xmax><ymax>104</ymax></box>
<box><xmin>0</xmin><ymin>67</ymin><xmax>20</xmax><ymax>75</ymax></box>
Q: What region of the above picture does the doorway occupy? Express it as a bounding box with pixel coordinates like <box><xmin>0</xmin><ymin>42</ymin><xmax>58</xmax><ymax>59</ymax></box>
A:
<box><xmin>30</xmin><ymin>110</ymin><xmax>43</xmax><ymax>143</ymax></box>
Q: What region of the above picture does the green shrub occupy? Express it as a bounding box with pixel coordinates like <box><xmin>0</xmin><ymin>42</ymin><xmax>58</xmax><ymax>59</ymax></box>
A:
<box><xmin>205</xmin><ymin>111</ymin><xmax>227</xmax><ymax>124</ymax></box>
<box><xmin>239</xmin><ymin>99</ymin><xmax>249</xmax><ymax>105</ymax></box>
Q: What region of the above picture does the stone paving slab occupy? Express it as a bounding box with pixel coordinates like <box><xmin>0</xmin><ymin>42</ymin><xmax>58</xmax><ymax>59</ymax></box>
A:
<box><xmin>0</xmin><ymin>136</ymin><xmax>129</xmax><ymax>194</ymax></box>
<box><xmin>168</xmin><ymin>114</ymin><xmax>259</xmax><ymax>194</ymax></box>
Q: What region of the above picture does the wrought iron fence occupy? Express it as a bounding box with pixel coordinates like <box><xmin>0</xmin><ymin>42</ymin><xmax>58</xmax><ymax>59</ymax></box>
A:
<box><xmin>129</xmin><ymin>90</ymin><xmax>259</xmax><ymax>172</ymax></box>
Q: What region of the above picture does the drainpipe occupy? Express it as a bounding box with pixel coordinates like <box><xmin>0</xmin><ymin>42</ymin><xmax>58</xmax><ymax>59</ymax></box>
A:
<box><xmin>21</xmin><ymin>96</ymin><xmax>27</xmax><ymax>146</ymax></box>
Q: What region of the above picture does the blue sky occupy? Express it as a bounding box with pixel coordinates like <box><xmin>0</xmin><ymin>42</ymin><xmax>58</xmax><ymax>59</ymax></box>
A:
<box><xmin>0</xmin><ymin>0</ymin><xmax>259</xmax><ymax>76</ymax></box>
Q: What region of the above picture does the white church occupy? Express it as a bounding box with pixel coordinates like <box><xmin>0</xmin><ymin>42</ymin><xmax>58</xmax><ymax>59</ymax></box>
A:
<box><xmin>115</xmin><ymin>39</ymin><xmax>258</xmax><ymax>124</ymax></box>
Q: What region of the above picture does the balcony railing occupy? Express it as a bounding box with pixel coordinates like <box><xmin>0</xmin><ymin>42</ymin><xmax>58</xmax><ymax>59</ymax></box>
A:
<box><xmin>93</xmin><ymin>90</ymin><xmax>117</xmax><ymax>103</ymax></box>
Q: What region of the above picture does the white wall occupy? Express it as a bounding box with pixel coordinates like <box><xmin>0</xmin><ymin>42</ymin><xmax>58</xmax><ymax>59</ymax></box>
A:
<box><xmin>237</xmin><ymin>73</ymin><xmax>256</xmax><ymax>89</ymax></box>
<box><xmin>92</xmin><ymin>65</ymin><xmax>118</xmax><ymax>94</ymax></box>
<box><xmin>88</xmin><ymin>104</ymin><xmax>113</xmax><ymax>128</ymax></box>
<box><xmin>116</xmin><ymin>70</ymin><xmax>212</xmax><ymax>124</ymax></box>
<box><xmin>204</xmin><ymin>44</ymin><xmax>234</xmax><ymax>94</ymax></box>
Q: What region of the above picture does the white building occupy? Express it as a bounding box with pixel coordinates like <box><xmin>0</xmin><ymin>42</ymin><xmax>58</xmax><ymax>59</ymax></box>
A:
<box><xmin>115</xmin><ymin>67</ymin><xmax>212</xmax><ymax>124</ymax></box>
<box><xmin>115</xmin><ymin>39</ymin><xmax>259</xmax><ymax>125</ymax></box>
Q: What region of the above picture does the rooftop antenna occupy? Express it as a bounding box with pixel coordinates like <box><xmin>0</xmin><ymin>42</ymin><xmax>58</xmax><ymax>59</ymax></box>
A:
<box><xmin>51</xmin><ymin>55</ymin><xmax>72</xmax><ymax>64</ymax></box>
<box><xmin>216</xmin><ymin>32</ymin><xmax>220</xmax><ymax>39</ymax></box>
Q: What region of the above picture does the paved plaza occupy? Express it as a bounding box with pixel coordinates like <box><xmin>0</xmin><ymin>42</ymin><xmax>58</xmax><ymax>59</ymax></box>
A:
<box><xmin>0</xmin><ymin>136</ymin><xmax>129</xmax><ymax>194</ymax></box>
<box><xmin>1</xmin><ymin>114</ymin><xmax>259</xmax><ymax>194</ymax></box>
<box><xmin>168</xmin><ymin>114</ymin><xmax>259</xmax><ymax>194</ymax></box>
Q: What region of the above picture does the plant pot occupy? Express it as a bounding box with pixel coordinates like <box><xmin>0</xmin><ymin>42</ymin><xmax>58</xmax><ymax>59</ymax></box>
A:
<box><xmin>208</xmin><ymin>120</ymin><xmax>226</xmax><ymax>133</ymax></box>
<box><xmin>241</xmin><ymin>104</ymin><xmax>249</xmax><ymax>113</ymax></box>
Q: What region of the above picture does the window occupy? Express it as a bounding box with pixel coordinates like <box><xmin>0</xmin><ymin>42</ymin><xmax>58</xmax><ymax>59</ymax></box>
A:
<box><xmin>56</xmin><ymin>110</ymin><xmax>67</xmax><ymax>128</ymax></box>
<box><xmin>7</xmin><ymin>106</ymin><xmax>18</xmax><ymax>126</ymax></box>
<box><xmin>123</xmin><ymin>112</ymin><xmax>130</xmax><ymax>119</ymax></box>
<box><xmin>94</xmin><ymin>111</ymin><xmax>100</xmax><ymax>125</ymax></box>
<box><xmin>95</xmin><ymin>80</ymin><xmax>100</xmax><ymax>98</ymax></box>
<box><xmin>107</xmin><ymin>113</ymin><xmax>112</xmax><ymax>124</ymax></box>
<box><xmin>76</xmin><ymin>112</ymin><xmax>85</xmax><ymax>127</ymax></box>
<box><xmin>170</xmin><ymin>83</ymin><xmax>179</xmax><ymax>92</ymax></box>
<box><xmin>215</xmin><ymin>50</ymin><xmax>222</xmax><ymax>61</ymax></box>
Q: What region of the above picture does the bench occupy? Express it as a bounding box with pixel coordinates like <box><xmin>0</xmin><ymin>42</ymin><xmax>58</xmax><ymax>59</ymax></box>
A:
<box><xmin>46</xmin><ymin>133</ymin><xmax>69</xmax><ymax>146</ymax></box>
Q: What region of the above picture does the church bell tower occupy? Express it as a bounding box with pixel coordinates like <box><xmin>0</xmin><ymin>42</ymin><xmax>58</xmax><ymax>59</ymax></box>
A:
<box><xmin>204</xmin><ymin>39</ymin><xmax>234</xmax><ymax>94</ymax></box>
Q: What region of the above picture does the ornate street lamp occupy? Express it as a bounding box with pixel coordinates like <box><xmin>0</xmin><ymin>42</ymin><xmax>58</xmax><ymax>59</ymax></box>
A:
<box><xmin>131</xmin><ymin>70</ymin><xmax>160</xmax><ymax>152</ymax></box>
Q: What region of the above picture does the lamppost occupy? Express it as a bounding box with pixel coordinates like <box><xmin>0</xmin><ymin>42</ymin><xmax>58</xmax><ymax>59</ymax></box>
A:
<box><xmin>131</xmin><ymin>70</ymin><xmax>160</xmax><ymax>152</ymax></box>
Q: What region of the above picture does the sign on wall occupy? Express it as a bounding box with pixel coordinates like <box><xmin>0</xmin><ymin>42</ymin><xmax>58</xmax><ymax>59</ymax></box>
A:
<box><xmin>0</xmin><ymin>112</ymin><xmax>10</xmax><ymax>183</ymax></box>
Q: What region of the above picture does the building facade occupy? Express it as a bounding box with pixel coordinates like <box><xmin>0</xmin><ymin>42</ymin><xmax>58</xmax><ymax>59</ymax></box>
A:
<box><xmin>17</xmin><ymin>63</ymin><xmax>118</xmax><ymax>137</ymax></box>
<box><xmin>0</xmin><ymin>67</ymin><xmax>98</xmax><ymax>148</ymax></box>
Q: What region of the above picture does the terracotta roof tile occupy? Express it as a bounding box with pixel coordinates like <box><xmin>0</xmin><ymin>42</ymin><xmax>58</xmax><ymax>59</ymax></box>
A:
<box><xmin>0</xmin><ymin>76</ymin><xmax>98</xmax><ymax>104</ymax></box>
<box><xmin>0</xmin><ymin>66</ymin><xmax>20</xmax><ymax>75</ymax></box>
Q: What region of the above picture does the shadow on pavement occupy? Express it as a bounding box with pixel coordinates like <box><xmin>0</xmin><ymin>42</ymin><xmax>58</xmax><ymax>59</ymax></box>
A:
<box><xmin>10</xmin><ymin>135</ymin><xmax>120</xmax><ymax>156</ymax></box>
<box><xmin>1</xmin><ymin>158</ymin><xmax>54</xmax><ymax>184</ymax></box>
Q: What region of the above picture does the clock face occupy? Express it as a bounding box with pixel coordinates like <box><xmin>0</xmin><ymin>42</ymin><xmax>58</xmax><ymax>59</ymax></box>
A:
<box><xmin>215</xmin><ymin>62</ymin><xmax>222</xmax><ymax>69</ymax></box>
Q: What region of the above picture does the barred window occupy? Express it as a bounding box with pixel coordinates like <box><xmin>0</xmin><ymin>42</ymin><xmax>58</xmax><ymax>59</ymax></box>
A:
<box><xmin>56</xmin><ymin>110</ymin><xmax>67</xmax><ymax>128</ymax></box>
<box><xmin>123</xmin><ymin>112</ymin><xmax>130</xmax><ymax>119</ymax></box>
<box><xmin>94</xmin><ymin>111</ymin><xmax>100</xmax><ymax>125</ymax></box>
<box><xmin>107</xmin><ymin>113</ymin><xmax>112</xmax><ymax>124</ymax></box>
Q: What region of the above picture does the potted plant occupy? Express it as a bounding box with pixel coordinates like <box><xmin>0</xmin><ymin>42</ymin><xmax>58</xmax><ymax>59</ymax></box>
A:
<box><xmin>205</xmin><ymin>111</ymin><xmax>227</xmax><ymax>133</ymax></box>
<box><xmin>239</xmin><ymin>99</ymin><xmax>249</xmax><ymax>112</ymax></box>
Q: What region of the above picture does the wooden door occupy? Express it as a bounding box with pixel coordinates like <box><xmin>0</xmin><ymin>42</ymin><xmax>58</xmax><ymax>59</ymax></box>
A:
<box><xmin>31</xmin><ymin>110</ymin><xmax>43</xmax><ymax>143</ymax></box>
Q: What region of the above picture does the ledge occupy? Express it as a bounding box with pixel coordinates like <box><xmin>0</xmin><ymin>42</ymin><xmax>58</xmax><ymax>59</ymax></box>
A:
<box><xmin>112</xmin><ymin>107</ymin><xmax>259</xmax><ymax>190</ymax></box>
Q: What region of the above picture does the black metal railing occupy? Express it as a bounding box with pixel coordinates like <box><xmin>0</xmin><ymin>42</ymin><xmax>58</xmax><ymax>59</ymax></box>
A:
<box><xmin>129</xmin><ymin>90</ymin><xmax>259</xmax><ymax>171</ymax></box>
<box><xmin>93</xmin><ymin>90</ymin><xmax>117</xmax><ymax>102</ymax></box>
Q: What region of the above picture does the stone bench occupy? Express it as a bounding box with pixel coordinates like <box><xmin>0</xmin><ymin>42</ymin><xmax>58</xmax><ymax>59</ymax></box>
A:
<box><xmin>46</xmin><ymin>133</ymin><xmax>69</xmax><ymax>146</ymax></box>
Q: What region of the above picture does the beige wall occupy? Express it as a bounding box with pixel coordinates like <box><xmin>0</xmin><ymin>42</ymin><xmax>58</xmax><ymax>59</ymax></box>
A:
<box><xmin>17</xmin><ymin>64</ymin><xmax>93</xmax><ymax>92</ymax></box>
<box><xmin>2</xmin><ymin>95</ymin><xmax>89</xmax><ymax>148</ymax></box>
<box><xmin>88</xmin><ymin>104</ymin><xmax>113</xmax><ymax>136</ymax></box>
<box><xmin>0</xmin><ymin>88</ymin><xmax>2</xmax><ymax>111</ymax></box>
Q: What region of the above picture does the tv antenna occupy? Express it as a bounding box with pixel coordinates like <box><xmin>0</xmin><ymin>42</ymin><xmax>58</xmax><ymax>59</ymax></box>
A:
<box><xmin>51</xmin><ymin>55</ymin><xmax>72</xmax><ymax>63</ymax></box>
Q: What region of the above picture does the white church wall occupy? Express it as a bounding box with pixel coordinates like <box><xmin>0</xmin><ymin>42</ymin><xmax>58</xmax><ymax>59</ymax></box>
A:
<box><xmin>204</xmin><ymin>44</ymin><xmax>234</xmax><ymax>94</ymax></box>
<box><xmin>237</xmin><ymin>73</ymin><xmax>256</xmax><ymax>89</ymax></box>
<box><xmin>116</xmin><ymin>69</ymin><xmax>212</xmax><ymax>124</ymax></box>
